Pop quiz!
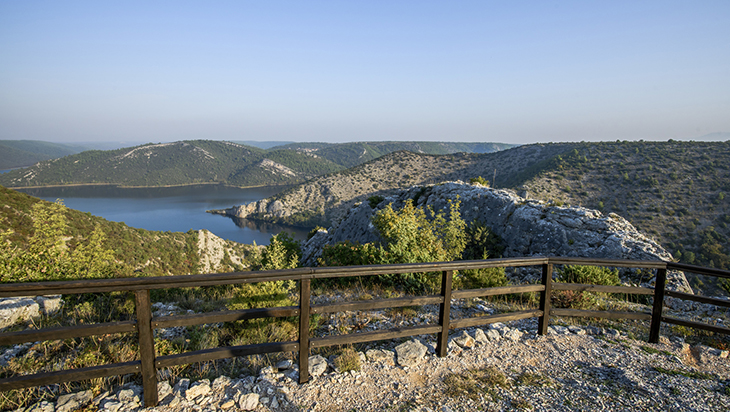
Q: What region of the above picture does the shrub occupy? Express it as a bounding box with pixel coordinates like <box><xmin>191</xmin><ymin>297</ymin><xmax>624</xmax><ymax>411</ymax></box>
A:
<box><xmin>469</xmin><ymin>176</ymin><xmax>490</xmax><ymax>187</ymax></box>
<box><xmin>258</xmin><ymin>232</ymin><xmax>301</xmax><ymax>271</ymax></box>
<box><xmin>333</xmin><ymin>347</ymin><xmax>361</xmax><ymax>372</ymax></box>
<box><xmin>367</xmin><ymin>195</ymin><xmax>385</xmax><ymax>209</ymax></box>
<box><xmin>552</xmin><ymin>265</ymin><xmax>619</xmax><ymax>309</ymax></box>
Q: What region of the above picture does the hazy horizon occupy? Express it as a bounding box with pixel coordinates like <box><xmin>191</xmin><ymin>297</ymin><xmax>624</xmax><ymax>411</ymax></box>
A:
<box><xmin>2</xmin><ymin>1</ymin><xmax>729</xmax><ymax>145</ymax></box>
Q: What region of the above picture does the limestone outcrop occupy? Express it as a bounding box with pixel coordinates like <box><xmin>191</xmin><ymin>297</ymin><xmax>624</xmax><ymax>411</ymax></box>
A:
<box><xmin>301</xmin><ymin>181</ymin><xmax>691</xmax><ymax>292</ymax></box>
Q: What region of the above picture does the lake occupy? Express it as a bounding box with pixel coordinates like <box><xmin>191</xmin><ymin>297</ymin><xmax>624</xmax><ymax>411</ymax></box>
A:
<box><xmin>16</xmin><ymin>185</ymin><xmax>311</xmax><ymax>245</ymax></box>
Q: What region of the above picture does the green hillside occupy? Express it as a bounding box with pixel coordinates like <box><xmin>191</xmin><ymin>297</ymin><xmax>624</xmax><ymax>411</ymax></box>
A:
<box><xmin>0</xmin><ymin>140</ymin><xmax>344</xmax><ymax>188</ymax></box>
<box><xmin>0</xmin><ymin>140</ymin><xmax>85</xmax><ymax>170</ymax></box>
<box><xmin>278</xmin><ymin>141</ymin><xmax>516</xmax><ymax>168</ymax></box>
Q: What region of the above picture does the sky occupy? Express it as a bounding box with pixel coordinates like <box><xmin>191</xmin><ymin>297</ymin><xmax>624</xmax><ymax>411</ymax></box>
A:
<box><xmin>1</xmin><ymin>1</ymin><xmax>729</xmax><ymax>145</ymax></box>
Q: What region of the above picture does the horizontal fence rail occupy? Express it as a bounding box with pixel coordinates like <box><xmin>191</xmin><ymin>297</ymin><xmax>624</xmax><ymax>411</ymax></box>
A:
<box><xmin>0</xmin><ymin>257</ymin><xmax>728</xmax><ymax>407</ymax></box>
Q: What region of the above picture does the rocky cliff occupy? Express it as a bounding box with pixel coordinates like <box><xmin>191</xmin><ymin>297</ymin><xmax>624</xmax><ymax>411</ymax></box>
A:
<box><xmin>301</xmin><ymin>181</ymin><xmax>691</xmax><ymax>292</ymax></box>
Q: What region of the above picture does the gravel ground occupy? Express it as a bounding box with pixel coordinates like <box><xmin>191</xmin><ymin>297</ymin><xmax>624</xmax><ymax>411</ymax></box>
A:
<box><xmin>275</xmin><ymin>332</ymin><xmax>729</xmax><ymax>412</ymax></box>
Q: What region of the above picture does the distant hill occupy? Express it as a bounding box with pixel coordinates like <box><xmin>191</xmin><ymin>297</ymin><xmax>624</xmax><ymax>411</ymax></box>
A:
<box><xmin>277</xmin><ymin>141</ymin><xmax>517</xmax><ymax>168</ymax></box>
<box><xmin>0</xmin><ymin>140</ymin><xmax>344</xmax><ymax>188</ymax></box>
<box><xmin>0</xmin><ymin>140</ymin><xmax>87</xmax><ymax>169</ymax></box>
<box><xmin>231</xmin><ymin>140</ymin><xmax>296</xmax><ymax>150</ymax></box>
<box><xmin>0</xmin><ymin>139</ymin><xmax>515</xmax><ymax>188</ymax></box>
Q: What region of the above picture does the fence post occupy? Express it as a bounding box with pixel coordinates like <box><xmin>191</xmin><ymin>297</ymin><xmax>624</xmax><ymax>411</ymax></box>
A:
<box><xmin>135</xmin><ymin>289</ymin><xmax>158</xmax><ymax>407</ymax></box>
<box><xmin>537</xmin><ymin>263</ymin><xmax>553</xmax><ymax>336</ymax></box>
<box><xmin>298</xmin><ymin>278</ymin><xmax>311</xmax><ymax>384</ymax></box>
<box><xmin>649</xmin><ymin>268</ymin><xmax>667</xmax><ymax>343</ymax></box>
<box><xmin>436</xmin><ymin>270</ymin><xmax>453</xmax><ymax>357</ymax></box>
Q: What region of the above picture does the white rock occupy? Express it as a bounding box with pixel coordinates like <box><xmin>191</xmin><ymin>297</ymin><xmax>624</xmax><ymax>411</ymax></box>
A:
<box><xmin>395</xmin><ymin>340</ymin><xmax>428</xmax><ymax>367</ymax></box>
<box><xmin>473</xmin><ymin>328</ymin><xmax>489</xmax><ymax>344</ymax></box>
<box><xmin>186</xmin><ymin>380</ymin><xmax>211</xmax><ymax>401</ymax></box>
<box><xmin>239</xmin><ymin>393</ymin><xmax>259</xmax><ymax>410</ymax></box>
<box><xmin>55</xmin><ymin>390</ymin><xmax>92</xmax><ymax>412</ymax></box>
<box><xmin>452</xmin><ymin>330</ymin><xmax>475</xmax><ymax>348</ymax></box>
<box><xmin>308</xmin><ymin>355</ymin><xmax>328</xmax><ymax>377</ymax></box>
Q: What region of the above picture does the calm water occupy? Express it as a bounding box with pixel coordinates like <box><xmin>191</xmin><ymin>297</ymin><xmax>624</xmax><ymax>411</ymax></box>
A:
<box><xmin>16</xmin><ymin>185</ymin><xmax>310</xmax><ymax>245</ymax></box>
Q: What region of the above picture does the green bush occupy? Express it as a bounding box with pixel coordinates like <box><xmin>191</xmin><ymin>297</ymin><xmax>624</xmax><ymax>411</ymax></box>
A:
<box><xmin>552</xmin><ymin>265</ymin><xmax>620</xmax><ymax>309</ymax></box>
<box><xmin>469</xmin><ymin>176</ymin><xmax>490</xmax><ymax>187</ymax></box>
<box><xmin>368</xmin><ymin>195</ymin><xmax>385</xmax><ymax>209</ymax></box>
<box><xmin>257</xmin><ymin>232</ymin><xmax>301</xmax><ymax>271</ymax></box>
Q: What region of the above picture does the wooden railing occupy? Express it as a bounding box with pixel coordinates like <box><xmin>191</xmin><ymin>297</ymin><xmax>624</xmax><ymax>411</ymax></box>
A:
<box><xmin>0</xmin><ymin>257</ymin><xmax>728</xmax><ymax>407</ymax></box>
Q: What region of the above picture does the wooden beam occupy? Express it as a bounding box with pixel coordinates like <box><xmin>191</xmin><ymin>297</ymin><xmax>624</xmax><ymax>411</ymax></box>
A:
<box><xmin>155</xmin><ymin>342</ymin><xmax>299</xmax><ymax>368</ymax></box>
<box><xmin>0</xmin><ymin>361</ymin><xmax>140</xmax><ymax>391</ymax></box>
<box><xmin>551</xmin><ymin>308</ymin><xmax>651</xmax><ymax>320</ymax></box>
<box><xmin>152</xmin><ymin>306</ymin><xmax>299</xmax><ymax>328</ymax></box>
<box><xmin>436</xmin><ymin>271</ymin><xmax>453</xmax><ymax>357</ymax></box>
<box><xmin>135</xmin><ymin>290</ymin><xmax>157</xmax><ymax>407</ymax></box>
<box><xmin>310</xmin><ymin>325</ymin><xmax>442</xmax><ymax>348</ymax></box>
<box><xmin>0</xmin><ymin>321</ymin><xmax>136</xmax><ymax>346</ymax></box>
<box><xmin>538</xmin><ymin>263</ymin><xmax>553</xmax><ymax>335</ymax></box>
<box><xmin>552</xmin><ymin>283</ymin><xmax>654</xmax><ymax>295</ymax></box>
<box><xmin>451</xmin><ymin>284</ymin><xmax>544</xmax><ymax>299</ymax></box>
<box><xmin>451</xmin><ymin>310</ymin><xmax>543</xmax><ymax>329</ymax></box>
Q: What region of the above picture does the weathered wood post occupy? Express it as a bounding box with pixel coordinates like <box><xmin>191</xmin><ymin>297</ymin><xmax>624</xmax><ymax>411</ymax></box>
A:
<box><xmin>436</xmin><ymin>270</ymin><xmax>453</xmax><ymax>357</ymax></box>
<box><xmin>537</xmin><ymin>263</ymin><xmax>553</xmax><ymax>335</ymax></box>
<box><xmin>135</xmin><ymin>289</ymin><xmax>158</xmax><ymax>407</ymax></box>
<box><xmin>649</xmin><ymin>268</ymin><xmax>667</xmax><ymax>343</ymax></box>
<box><xmin>298</xmin><ymin>278</ymin><xmax>311</xmax><ymax>383</ymax></box>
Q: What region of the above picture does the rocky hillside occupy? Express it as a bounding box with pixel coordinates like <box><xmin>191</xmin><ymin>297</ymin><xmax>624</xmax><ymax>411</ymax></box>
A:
<box><xmin>218</xmin><ymin>141</ymin><xmax>730</xmax><ymax>281</ymax></box>
<box><xmin>213</xmin><ymin>143</ymin><xmax>576</xmax><ymax>227</ymax></box>
<box><xmin>300</xmin><ymin>181</ymin><xmax>691</xmax><ymax>292</ymax></box>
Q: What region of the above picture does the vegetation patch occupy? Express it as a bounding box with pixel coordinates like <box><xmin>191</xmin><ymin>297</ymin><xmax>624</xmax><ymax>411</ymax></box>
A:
<box><xmin>443</xmin><ymin>366</ymin><xmax>509</xmax><ymax>401</ymax></box>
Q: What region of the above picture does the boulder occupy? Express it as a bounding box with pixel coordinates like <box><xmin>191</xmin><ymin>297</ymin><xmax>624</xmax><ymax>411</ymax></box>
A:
<box><xmin>308</xmin><ymin>355</ymin><xmax>328</xmax><ymax>377</ymax></box>
<box><xmin>239</xmin><ymin>393</ymin><xmax>259</xmax><ymax>411</ymax></box>
<box><xmin>395</xmin><ymin>340</ymin><xmax>428</xmax><ymax>367</ymax></box>
<box><xmin>55</xmin><ymin>390</ymin><xmax>92</xmax><ymax>412</ymax></box>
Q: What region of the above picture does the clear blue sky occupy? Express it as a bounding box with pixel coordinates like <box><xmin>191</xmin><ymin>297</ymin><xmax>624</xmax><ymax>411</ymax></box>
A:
<box><xmin>1</xmin><ymin>1</ymin><xmax>728</xmax><ymax>145</ymax></box>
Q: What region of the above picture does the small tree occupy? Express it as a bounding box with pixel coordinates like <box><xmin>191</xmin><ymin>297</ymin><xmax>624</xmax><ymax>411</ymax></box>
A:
<box><xmin>259</xmin><ymin>232</ymin><xmax>301</xmax><ymax>271</ymax></box>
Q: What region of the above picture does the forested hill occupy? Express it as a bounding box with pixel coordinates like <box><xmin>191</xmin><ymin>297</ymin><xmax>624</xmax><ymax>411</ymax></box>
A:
<box><xmin>0</xmin><ymin>140</ymin><xmax>345</xmax><ymax>188</ymax></box>
<box><xmin>0</xmin><ymin>140</ymin><xmax>86</xmax><ymax>170</ymax></box>
<box><xmin>0</xmin><ymin>140</ymin><xmax>515</xmax><ymax>188</ymax></box>
<box><xmin>276</xmin><ymin>141</ymin><xmax>516</xmax><ymax>168</ymax></box>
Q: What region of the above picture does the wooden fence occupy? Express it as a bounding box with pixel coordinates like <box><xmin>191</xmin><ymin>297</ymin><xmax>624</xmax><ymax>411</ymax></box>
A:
<box><xmin>0</xmin><ymin>257</ymin><xmax>728</xmax><ymax>407</ymax></box>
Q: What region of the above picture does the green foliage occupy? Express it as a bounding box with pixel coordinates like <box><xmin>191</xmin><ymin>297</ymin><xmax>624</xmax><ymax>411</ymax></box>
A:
<box><xmin>0</xmin><ymin>200</ymin><xmax>121</xmax><ymax>282</ymax></box>
<box><xmin>552</xmin><ymin>265</ymin><xmax>620</xmax><ymax>309</ymax></box>
<box><xmin>368</xmin><ymin>195</ymin><xmax>385</xmax><ymax>209</ymax></box>
<box><xmin>0</xmin><ymin>186</ymin><xmax>201</xmax><ymax>279</ymax></box>
<box><xmin>557</xmin><ymin>265</ymin><xmax>620</xmax><ymax>286</ymax></box>
<box><xmin>307</xmin><ymin>226</ymin><xmax>327</xmax><ymax>240</ymax></box>
<box><xmin>462</xmin><ymin>220</ymin><xmax>505</xmax><ymax>260</ymax></box>
<box><xmin>257</xmin><ymin>232</ymin><xmax>301</xmax><ymax>271</ymax></box>
<box><xmin>372</xmin><ymin>199</ymin><xmax>466</xmax><ymax>264</ymax></box>
<box><xmin>469</xmin><ymin>176</ymin><xmax>490</xmax><ymax>187</ymax></box>
<box><xmin>319</xmin><ymin>241</ymin><xmax>383</xmax><ymax>267</ymax></box>
<box><xmin>455</xmin><ymin>266</ymin><xmax>508</xmax><ymax>290</ymax></box>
